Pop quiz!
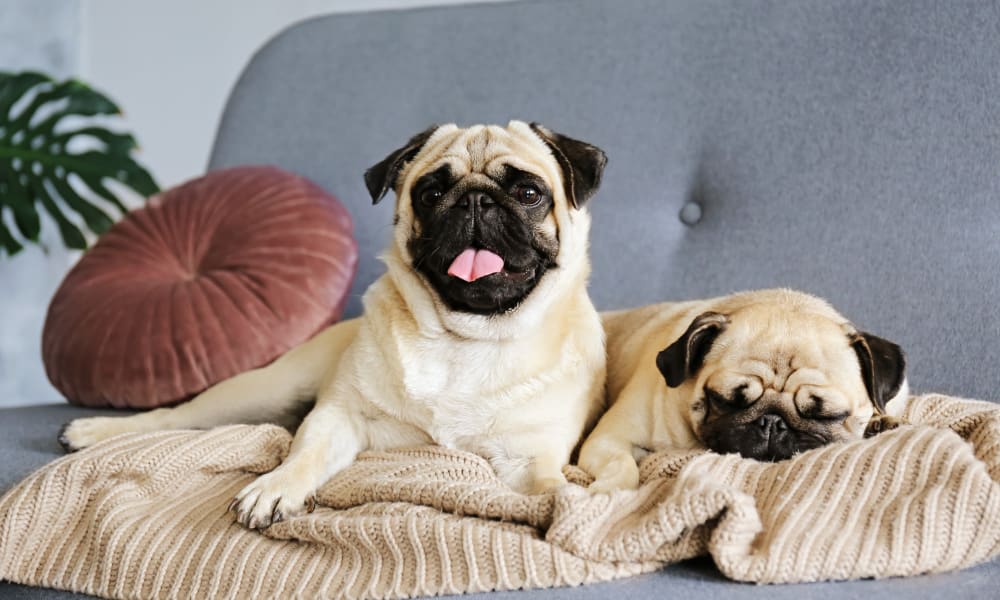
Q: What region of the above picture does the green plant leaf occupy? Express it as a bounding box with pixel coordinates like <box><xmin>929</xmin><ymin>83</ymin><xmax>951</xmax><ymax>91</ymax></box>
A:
<box><xmin>0</xmin><ymin>70</ymin><xmax>158</xmax><ymax>256</ymax></box>
<box><xmin>34</xmin><ymin>179</ymin><xmax>86</xmax><ymax>250</ymax></box>
<box><xmin>11</xmin><ymin>193</ymin><xmax>41</xmax><ymax>241</ymax></box>
<box><xmin>0</xmin><ymin>213</ymin><xmax>25</xmax><ymax>255</ymax></box>
<box><xmin>50</xmin><ymin>177</ymin><xmax>113</xmax><ymax>234</ymax></box>
<box><xmin>0</xmin><ymin>71</ymin><xmax>46</xmax><ymax>118</ymax></box>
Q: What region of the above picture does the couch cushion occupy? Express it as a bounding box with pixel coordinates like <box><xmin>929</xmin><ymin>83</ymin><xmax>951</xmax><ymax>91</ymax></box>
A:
<box><xmin>0</xmin><ymin>404</ymin><xmax>123</xmax><ymax>494</ymax></box>
<box><xmin>0</xmin><ymin>405</ymin><xmax>118</xmax><ymax>599</ymax></box>
<box><xmin>41</xmin><ymin>166</ymin><xmax>357</xmax><ymax>408</ymax></box>
<box><xmin>208</xmin><ymin>0</ymin><xmax>1000</xmax><ymax>401</ymax></box>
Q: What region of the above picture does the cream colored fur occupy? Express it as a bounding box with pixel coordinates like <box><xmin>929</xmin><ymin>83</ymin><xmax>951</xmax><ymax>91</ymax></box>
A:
<box><xmin>580</xmin><ymin>289</ymin><xmax>909</xmax><ymax>493</ymax></box>
<box><xmin>61</xmin><ymin>121</ymin><xmax>606</xmax><ymax>528</ymax></box>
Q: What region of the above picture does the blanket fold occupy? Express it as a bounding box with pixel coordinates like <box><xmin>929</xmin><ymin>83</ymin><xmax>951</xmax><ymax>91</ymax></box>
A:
<box><xmin>2</xmin><ymin>393</ymin><xmax>999</xmax><ymax>599</ymax></box>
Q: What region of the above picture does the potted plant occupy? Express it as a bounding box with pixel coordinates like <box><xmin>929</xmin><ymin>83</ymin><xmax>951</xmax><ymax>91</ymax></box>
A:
<box><xmin>0</xmin><ymin>70</ymin><xmax>158</xmax><ymax>256</ymax></box>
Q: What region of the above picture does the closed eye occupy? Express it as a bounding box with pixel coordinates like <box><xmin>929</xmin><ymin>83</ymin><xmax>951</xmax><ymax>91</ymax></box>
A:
<box><xmin>803</xmin><ymin>395</ymin><xmax>850</xmax><ymax>421</ymax></box>
<box><xmin>809</xmin><ymin>411</ymin><xmax>850</xmax><ymax>422</ymax></box>
<box><xmin>704</xmin><ymin>388</ymin><xmax>734</xmax><ymax>413</ymax></box>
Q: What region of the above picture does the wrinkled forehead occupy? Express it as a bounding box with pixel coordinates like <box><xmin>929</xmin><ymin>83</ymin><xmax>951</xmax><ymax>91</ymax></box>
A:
<box><xmin>716</xmin><ymin>310</ymin><xmax>857</xmax><ymax>371</ymax></box>
<box><xmin>409</xmin><ymin>124</ymin><xmax>558</xmax><ymax>185</ymax></box>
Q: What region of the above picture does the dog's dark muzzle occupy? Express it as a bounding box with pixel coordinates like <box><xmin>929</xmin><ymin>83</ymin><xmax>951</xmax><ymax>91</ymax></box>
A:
<box><xmin>702</xmin><ymin>410</ymin><xmax>831</xmax><ymax>462</ymax></box>
<box><xmin>754</xmin><ymin>412</ymin><xmax>792</xmax><ymax>460</ymax></box>
<box><xmin>457</xmin><ymin>190</ymin><xmax>495</xmax><ymax>210</ymax></box>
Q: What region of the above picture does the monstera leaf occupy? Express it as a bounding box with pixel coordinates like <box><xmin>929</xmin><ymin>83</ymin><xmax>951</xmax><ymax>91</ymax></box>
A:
<box><xmin>0</xmin><ymin>70</ymin><xmax>158</xmax><ymax>256</ymax></box>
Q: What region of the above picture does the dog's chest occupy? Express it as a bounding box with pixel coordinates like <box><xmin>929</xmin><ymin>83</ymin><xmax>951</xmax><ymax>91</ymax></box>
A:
<box><xmin>394</xmin><ymin>336</ymin><xmax>549</xmax><ymax>446</ymax></box>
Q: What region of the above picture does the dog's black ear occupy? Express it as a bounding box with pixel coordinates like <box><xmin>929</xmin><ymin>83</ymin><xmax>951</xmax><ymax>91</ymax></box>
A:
<box><xmin>850</xmin><ymin>331</ymin><xmax>906</xmax><ymax>414</ymax></box>
<box><xmin>529</xmin><ymin>122</ymin><xmax>607</xmax><ymax>209</ymax></box>
<box><xmin>656</xmin><ymin>312</ymin><xmax>729</xmax><ymax>388</ymax></box>
<box><xmin>364</xmin><ymin>125</ymin><xmax>439</xmax><ymax>204</ymax></box>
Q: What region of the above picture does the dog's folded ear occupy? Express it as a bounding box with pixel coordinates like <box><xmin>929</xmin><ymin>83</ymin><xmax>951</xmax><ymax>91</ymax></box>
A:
<box><xmin>656</xmin><ymin>312</ymin><xmax>729</xmax><ymax>388</ymax></box>
<box><xmin>850</xmin><ymin>331</ymin><xmax>906</xmax><ymax>414</ymax></box>
<box><xmin>529</xmin><ymin>123</ymin><xmax>607</xmax><ymax>209</ymax></box>
<box><xmin>364</xmin><ymin>125</ymin><xmax>439</xmax><ymax>204</ymax></box>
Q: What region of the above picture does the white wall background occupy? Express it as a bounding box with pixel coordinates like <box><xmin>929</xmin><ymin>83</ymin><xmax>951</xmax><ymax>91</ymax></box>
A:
<box><xmin>81</xmin><ymin>0</ymin><xmax>515</xmax><ymax>188</ymax></box>
<box><xmin>0</xmin><ymin>0</ymin><xmax>81</xmax><ymax>409</ymax></box>
<box><xmin>0</xmin><ymin>0</ymin><xmax>516</xmax><ymax>408</ymax></box>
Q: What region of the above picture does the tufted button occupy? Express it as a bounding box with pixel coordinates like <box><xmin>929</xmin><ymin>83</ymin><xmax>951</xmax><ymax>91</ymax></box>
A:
<box><xmin>679</xmin><ymin>201</ymin><xmax>702</xmax><ymax>226</ymax></box>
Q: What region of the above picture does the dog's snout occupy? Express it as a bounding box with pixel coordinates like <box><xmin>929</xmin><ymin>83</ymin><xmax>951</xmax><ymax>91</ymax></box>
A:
<box><xmin>458</xmin><ymin>191</ymin><xmax>494</xmax><ymax>210</ymax></box>
<box><xmin>756</xmin><ymin>413</ymin><xmax>788</xmax><ymax>434</ymax></box>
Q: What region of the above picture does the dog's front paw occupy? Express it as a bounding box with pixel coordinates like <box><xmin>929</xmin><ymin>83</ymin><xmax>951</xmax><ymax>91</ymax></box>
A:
<box><xmin>529</xmin><ymin>472</ymin><xmax>568</xmax><ymax>495</ymax></box>
<box><xmin>59</xmin><ymin>417</ymin><xmax>134</xmax><ymax>452</ymax></box>
<box><xmin>865</xmin><ymin>414</ymin><xmax>905</xmax><ymax>438</ymax></box>
<box><xmin>587</xmin><ymin>472</ymin><xmax>640</xmax><ymax>494</ymax></box>
<box><xmin>580</xmin><ymin>451</ymin><xmax>640</xmax><ymax>494</ymax></box>
<box><xmin>586</xmin><ymin>460</ymin><xmax>640</xmax><ymax>494</ymax></box>
<box><xmin>229</xmin><ymin>469</ymin><xmax>317</xmax><ymax>530</ymax></box>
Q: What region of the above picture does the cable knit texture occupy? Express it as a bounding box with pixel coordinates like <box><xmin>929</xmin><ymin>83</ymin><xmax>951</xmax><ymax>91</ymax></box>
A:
<box><xmin>2</xmin><ymin>394</ymin><xmax>999</xmax><ymax>598</ymax></box>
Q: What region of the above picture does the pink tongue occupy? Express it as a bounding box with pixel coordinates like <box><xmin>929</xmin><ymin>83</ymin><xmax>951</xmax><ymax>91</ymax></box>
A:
<box><xmin>447</xmin><ymin>248</ymin><xmax>505</xmax><ymax>282</ymax></box>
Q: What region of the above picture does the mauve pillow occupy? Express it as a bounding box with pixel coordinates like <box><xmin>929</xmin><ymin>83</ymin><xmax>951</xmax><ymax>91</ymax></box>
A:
<box><xmin>42</xmin><ymin>166</ymin><xmax>358</xmax><ymax>408</ymax></box>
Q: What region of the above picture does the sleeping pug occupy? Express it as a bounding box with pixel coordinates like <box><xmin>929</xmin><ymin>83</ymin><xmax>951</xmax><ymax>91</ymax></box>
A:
<box><xmin>579</xmin><ymin>289</ymin><xmax>907</xmax><ymax>493</ymax></box>
<box><xmin>59</xmin><ymin>121</ymin><xmax>609</xmax><ymax>528</ymax></box>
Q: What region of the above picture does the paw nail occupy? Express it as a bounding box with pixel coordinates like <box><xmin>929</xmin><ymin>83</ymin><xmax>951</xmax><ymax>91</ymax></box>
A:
<box><xmin>57</xmin><ymin>424</ymin><xmax>76</xmax><ymax>453</ymax></box>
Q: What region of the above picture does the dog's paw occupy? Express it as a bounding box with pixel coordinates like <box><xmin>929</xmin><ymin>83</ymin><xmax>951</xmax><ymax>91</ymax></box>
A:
<box><xmin>586</xmin><ymin>462</ymin><xmax>640</xmax><ymax>494</ymax></box>
<box><xmin>529</xmin><ymin>472</ymin><xmax>568</xmax><ymax>495</ymax></box>
<box><xmin>229</xmin><ymin>469</ymin><xmax>317</xmax><ymax>530</ymax></box>
<box><xmin>59</xmin><ymin>417</ymin><xmax>133</xmax><ymax>452</ymax></box>
<box><xmin>865</xmin><ymin>414</ymin><xmax>905</xmax><ymax>438</ymax></box>
<box><xmin>587</xmin><ymin>474</ymin><xmax>640</xmax><ymax>494</ymax></box>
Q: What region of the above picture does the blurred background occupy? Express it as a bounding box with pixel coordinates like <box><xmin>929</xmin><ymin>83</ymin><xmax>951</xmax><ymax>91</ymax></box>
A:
<box><xmin>0</xmin><ymin>0</ymin><xmax>516</xmax><ymax>408</ymax></box>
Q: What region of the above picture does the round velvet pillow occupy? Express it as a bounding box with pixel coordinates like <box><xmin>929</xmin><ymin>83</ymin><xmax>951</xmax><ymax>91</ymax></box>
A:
<box><xmin>42</xmin><ymin>166</ymin><xmax>358</xmax><ymax>408</ymax></box>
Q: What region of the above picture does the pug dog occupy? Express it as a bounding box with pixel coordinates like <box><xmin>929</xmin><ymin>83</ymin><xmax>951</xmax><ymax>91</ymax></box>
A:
<box><xmin>578</xmin><ymin>289</ymin><xmax>907</xmax><ymax>493</ymax></box>
<box><xmin>59</xmin><ymin>121</ymin><xmax>608</xmax><ymax>528</ymax></box>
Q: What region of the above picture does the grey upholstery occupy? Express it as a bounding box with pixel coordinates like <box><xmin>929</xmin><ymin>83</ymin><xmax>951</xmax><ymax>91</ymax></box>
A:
<box><xmin>0</xmin><ymin>406</ymin><xmax>125</xmax><ymax>600</ymax></box>
<box><xmin>213</xmin><ymin>0</ymin><xmax>1000</xmax><ymax>401</ymax></box>
<box><xmin>4</xmin><ymin>0</ymin><xmax>1000</xmax><ymax>598</ymax></box>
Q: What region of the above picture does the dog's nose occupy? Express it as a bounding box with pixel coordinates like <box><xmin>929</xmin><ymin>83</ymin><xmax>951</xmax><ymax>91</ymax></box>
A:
<box><xmin>756</xmin><ymin>413</ymin><xmax>788</xmax><ymax>434</ymax></box>
<box><xmin>458</xmin><ymin>191</ymin><xmax>494</xmax><ymax>210</ymax></box>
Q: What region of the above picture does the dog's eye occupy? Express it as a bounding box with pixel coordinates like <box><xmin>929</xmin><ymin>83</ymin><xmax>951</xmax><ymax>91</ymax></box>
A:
<box><xmin>806</xmin><ymin>395</ymin><xmax>849</xmax><ymax>422</ymax></box>
<box><xmin>419</xmin><ymin>187</ymin><xmax>443</xmax><ymax>204</ymax></box>
<box><xmin>515</xmin><ymin>185</ymin><xmax>542</xmax><ymax>206</ymax></box>
<box><xmin>810</xmin><ymin>411</ymin><xmax>850</xmax><ymax>423</ymax></box>
<box><xmin>704</xmin><ymin>389</ymin><xmax>734</xmax><ymax>413</ymax></box>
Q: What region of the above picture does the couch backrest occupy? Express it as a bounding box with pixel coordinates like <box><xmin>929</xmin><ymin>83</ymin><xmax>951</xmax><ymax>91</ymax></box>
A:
<box><xmin>209</xmin><ymin>0</ymin><xmax>1000</xmax><ymax>399</ymax></box>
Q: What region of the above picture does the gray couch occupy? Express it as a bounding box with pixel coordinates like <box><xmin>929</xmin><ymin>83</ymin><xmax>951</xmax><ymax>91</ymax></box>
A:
<box><xmin>3</xmin><ymin>0</ymin><xmax>999</xmax><ymax>597</ymax></box>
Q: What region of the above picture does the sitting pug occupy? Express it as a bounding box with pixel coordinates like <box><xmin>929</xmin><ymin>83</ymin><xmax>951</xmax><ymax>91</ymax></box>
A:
<box><xmin>579</xmin><ymin>289</ymin><xmax>907</xmax><ymax>493</ymax></box>
<box><xmin>59</xmin><ymin>121</ymin><xmax>609</xmax><ymax>528</ymax></box>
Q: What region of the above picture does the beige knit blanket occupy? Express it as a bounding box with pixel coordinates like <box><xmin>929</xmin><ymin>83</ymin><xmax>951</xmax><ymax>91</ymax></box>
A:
<box><xmin>2</xmin><ymin>393</ymin><xmax>1000</xmax><ymax>599</ymax></box>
